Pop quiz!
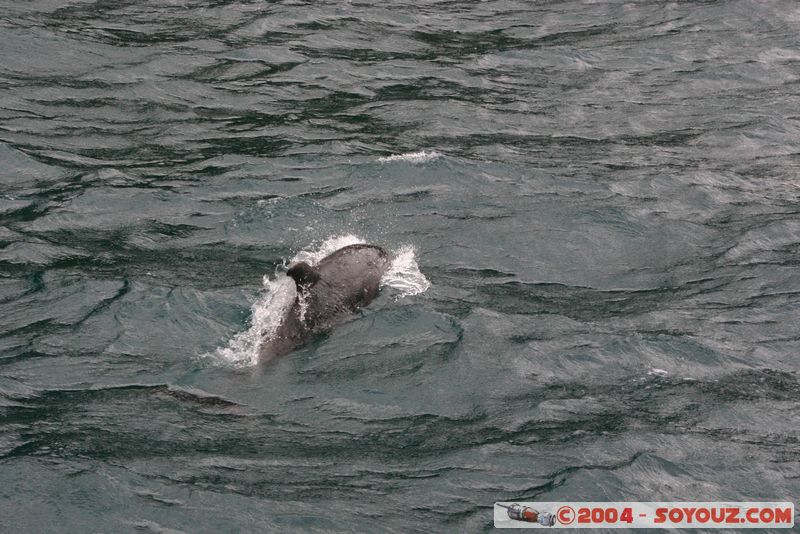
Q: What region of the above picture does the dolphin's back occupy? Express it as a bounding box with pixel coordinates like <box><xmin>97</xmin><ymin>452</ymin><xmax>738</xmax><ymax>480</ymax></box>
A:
<box><xmin>315</xmin><ymin>244</ymin><xmax>389</xmax><ymax>306</ymax></box>
<box><xmin>258</xmin><ymin>244</ymin><xmax>390</xmax><ymax>361</ymax></box>
<box><xmin>305</xmin><ymin>244</ymin><xmax>389</xmax><ymax>329</ymax></box>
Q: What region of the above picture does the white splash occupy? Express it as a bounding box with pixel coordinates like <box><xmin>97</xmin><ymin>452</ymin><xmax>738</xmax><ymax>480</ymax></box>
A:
<box><xmin>377</xmin><ymin>150</ymin><xmax>441</xmax><ymax>164</ymax></box>
<box><xmin>205</xmin><ymin>234</ymin><xmax>430</xmax><ymax>367</ymax></box>
<box><xmin>381</xmin><ymin>244</ymin><xmax>430</xmax><ymax>297</ymax></box>
<box><xmin>210</xmin><ymin>275</ymin><xmax>296</xmax><ymax>368</ymax></box>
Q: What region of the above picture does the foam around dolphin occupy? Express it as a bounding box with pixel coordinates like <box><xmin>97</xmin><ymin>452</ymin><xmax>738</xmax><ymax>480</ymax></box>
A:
<box><xmin>258</xmin><ymin>244</ymin><xmax>391</xmax><ymax>361</ymax></box>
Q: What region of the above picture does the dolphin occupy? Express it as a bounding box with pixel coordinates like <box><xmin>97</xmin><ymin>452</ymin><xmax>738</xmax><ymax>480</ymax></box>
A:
<box><xmin>258</xmin><ymin>244</ymin><xmax>391</xmax><ymax>361</ymax></box>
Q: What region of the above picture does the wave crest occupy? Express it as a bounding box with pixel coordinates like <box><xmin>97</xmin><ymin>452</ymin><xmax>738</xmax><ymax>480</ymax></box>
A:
<box><xmin>377</xmin><ymin>150</ymin><xmax>441</xmax><ymax>164</ymax></box>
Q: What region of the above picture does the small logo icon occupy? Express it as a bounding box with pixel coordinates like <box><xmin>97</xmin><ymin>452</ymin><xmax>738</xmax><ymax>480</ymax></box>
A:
<box><xmin>496</xmin><ymin>503</ymin><xmax>556</xmax><ymax>526</ymax></box>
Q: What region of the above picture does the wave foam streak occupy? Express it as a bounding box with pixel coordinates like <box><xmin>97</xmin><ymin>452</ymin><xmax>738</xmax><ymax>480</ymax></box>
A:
<box><xmin>377</xmin><ymin>150</ymin><xmax>441</xmax><ymax>164</ymax></box>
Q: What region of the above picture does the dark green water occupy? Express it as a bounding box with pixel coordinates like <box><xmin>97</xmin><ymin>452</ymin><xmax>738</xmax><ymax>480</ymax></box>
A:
<box><xmin>1</xmin><ymin>1</ymin><xmax>799</xmax><ymax>532</ymax></box>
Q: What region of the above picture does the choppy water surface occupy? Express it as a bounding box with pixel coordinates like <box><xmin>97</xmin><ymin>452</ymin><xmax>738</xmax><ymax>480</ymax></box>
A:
<box><xmin>1</xmin><ymin>1</ymin><xmax>799</xmax><ymax>531</ymax></box>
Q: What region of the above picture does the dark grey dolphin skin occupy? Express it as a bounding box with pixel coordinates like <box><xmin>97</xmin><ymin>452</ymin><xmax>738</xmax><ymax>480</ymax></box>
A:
<box><xmin>258</xmin><ymin>244</ymin><xmax>391</xmax><ymax>361</ymax></box>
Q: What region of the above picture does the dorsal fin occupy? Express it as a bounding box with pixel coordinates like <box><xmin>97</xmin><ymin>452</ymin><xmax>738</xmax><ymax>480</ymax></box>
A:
<box><xmin>286</xmin><ymin>262</ymin><xmax>321</xmax><ymax>290</ymax></box>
